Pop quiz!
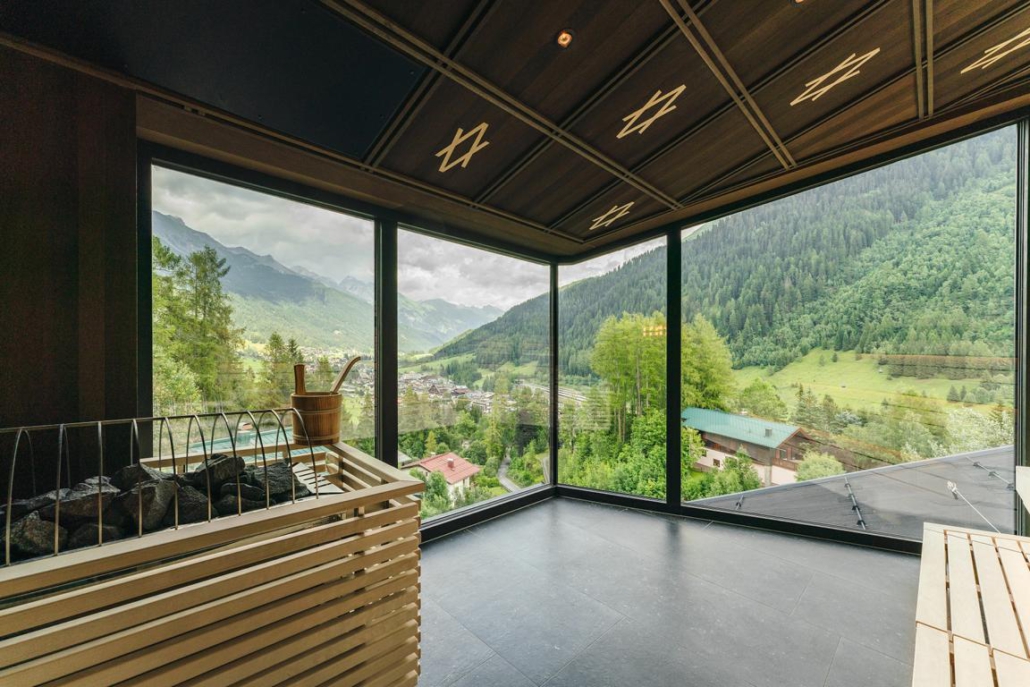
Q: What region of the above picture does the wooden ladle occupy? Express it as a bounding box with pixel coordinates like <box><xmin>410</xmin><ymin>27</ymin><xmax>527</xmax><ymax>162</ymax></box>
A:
<box><xmin>331</xmin><ymin>356</ymin><xmax>362</xmax><ymax>394</ymax></box>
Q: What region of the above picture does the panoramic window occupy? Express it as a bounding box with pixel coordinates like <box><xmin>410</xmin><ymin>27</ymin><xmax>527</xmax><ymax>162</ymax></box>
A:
<box><xmin>397</xmin><ymin>229</ymin><xmax>550</xmax><ymax>520</ymax></box>
<box><xmin>679</xmin><ymin>127</ymin><xmax>1017</xmax><ymax>538</ymax></box>
<box><xmin>557</xmin><ymin>237</ymin><xmax>668</xmax><ymax>498</ymax></box>
<box><xmin>150</xmin><ymin>166</ymin><xmax>376</xmax><ymax>454</ymax></box>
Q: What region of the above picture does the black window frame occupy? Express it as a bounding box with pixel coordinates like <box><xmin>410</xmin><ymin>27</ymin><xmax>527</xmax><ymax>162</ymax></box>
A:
<box><xmin>139</xmin><ymin>108</ymin><xmax>1030</xmax><ymax>552</ymax></box>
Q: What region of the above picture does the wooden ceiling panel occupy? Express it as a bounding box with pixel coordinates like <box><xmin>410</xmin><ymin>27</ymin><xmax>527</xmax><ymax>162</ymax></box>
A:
<box><xmin>788</xmin><ymin>76</ymin><xmax>919</xmax><ymax>161</ymax></box>
<box><xmin>934</xmin><ymin>0</ymin><xmax>1027</xmax><ymax>49</ymax></box>
<box><xmin>377</xmin><ymin>79</ymin><xmax>545</xmax><ymax>199</ymax></box>
<box><xmin>751</xmin><ymin>0</ymin><xmax>915</xmax><ymax>144</ymax></box>
<box><xmin>701</xmin><ymin>0</ymin><xmax>879</xmax><ymax>88</ymax></box>
<box><xmin>933</xmin><ymin>5</ymin><xmax>1030</xmax><ymax>112</ymax></box>
<box><xmin>458</xmin><ymin>0</ymin><xmax>671</xmax><ymax>123</ymax></box>
<box><xmin>637</xmin><ymin>107</ymin><xmax>769</xmax><ymax>200</ymax></box>
<box><xmin>690</xmin><ymin>151</ymin><xmax>783</xmax><ymax>202</ymax></box>
<box><xmin>568</xmin><ymin>38</ymin><xmax>733</xmax><ymax>170</ymax></box>
<box><xmin>491</xmin><ymin>146</ymin><xmax>614</xmax><ymax>226</ymax></box>
<box><xmin>359</xmin><ymin>0</ymin><xmax>481</xmax><ymax>50</ymax></box>
<box><xmin>553</xmin><ymin>185</ymin><xmax>665</xmax><ymax>239</ymax></box>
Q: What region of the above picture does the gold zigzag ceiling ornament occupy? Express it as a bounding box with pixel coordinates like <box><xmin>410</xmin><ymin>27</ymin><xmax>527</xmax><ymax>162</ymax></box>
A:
<box><xmin>435</xmin><ymin>122</ymin><xmax>491</xmax><ymax>172</ymax></box>
<box><xmin>962</xmin><ymin>27</ymin><xmax>1030</xmax><ymax>74</ymax></box>
<box><xmin>589</xmin><ymin>202</ymin><xmax>634</xmax><ymax>231</ymax></box>
<box><xmin>790</xmin><ymin>48</ymin><xmax>881</xmax><ymax>106</ymax></box>
<box><xmin>617</xmin><ymin>85</ymin><xmax>687</xmax><ymax>139</ymax></box>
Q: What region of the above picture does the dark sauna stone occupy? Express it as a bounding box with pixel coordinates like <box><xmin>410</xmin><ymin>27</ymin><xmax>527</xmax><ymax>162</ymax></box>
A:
<box><xmin>117</xmin><ymin>479</ymin><xmax>176</xmax><ymax>532</ymax></box>
<box><xmin>188</xmin><ymin>454</ymin><xmax>245</xmax><ymax>492</ymax></box>
<box><xmin>111</xmin><ymin>464</ymin><xmax>168</xmax><ymax>490</ymax></box>
<box><xmin>172</xmin><ymin>485</ymin><xmax>211</xmax><ymax>525</ymax></box>
<box><xmin>213</xmin><ymin>494</ymin><xmax>265</xmax><ymax>517</ymax></box>
<box><xmin>7</xmin><ymin>511</ymin><xmax>67</xmax><ymax>557</ymax></box>
<box><xmin>247</xmin><ymin>462</ymin><xmax>311</xmax><ymax>501</ymax></box>
<box><xmin>220</xmin><ymin>481</ymin><xmax>266</xmax><ymax>502</ymax></box>
<box><xmin>38</xmin><ymin>482</ymin><xmax>119</xmax><ymax>528</ymax></box>
<box><xmin>67</xmin><ymin>523</ymin><xmax>125</xmax><ymax>550</ymax></box>
<box><xmin>2</xmin><ymin>488</ymin><xmax>72</xmax><ymax>521</ymax></box>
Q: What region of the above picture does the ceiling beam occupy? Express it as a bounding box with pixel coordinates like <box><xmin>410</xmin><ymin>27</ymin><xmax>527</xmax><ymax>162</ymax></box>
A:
<box><xmin>912</xmin><ymin>0</ymin><xmax>926</xmax><ymax>118</ymax></box>
<box><xmin>363</xmin><ymin>0</ymin><xmax>497</xmax><ymax>167</ymax></box>
<box><xmin>474</xmin><ymin>25</ymin><xmax>682</xmax><ymax>207</ymax></box>
<box><xmin>925</xmin><ymin>0</ymin><xmax>935</xmax><ymax>117</ymax></box>
<box><xmin>321</xmin><ymin>0</ymin><xmax>683</xmax><ymax>210</ymax></box>
<box><xmin>551</xmin><ymin>0</ymin><xmax>895</xmax><ymax>232</ymax></box>
<box><xmin>660</xmin><ymin>0</ymin><xmax>795</xmax><ymax>169</ymax></box>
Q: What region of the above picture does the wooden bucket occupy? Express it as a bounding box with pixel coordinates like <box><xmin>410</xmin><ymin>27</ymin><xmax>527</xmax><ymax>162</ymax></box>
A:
<box><xmin>290</xmin><ymin>391</ymin><xmax>341</xmax><ymax>446</ymax></box>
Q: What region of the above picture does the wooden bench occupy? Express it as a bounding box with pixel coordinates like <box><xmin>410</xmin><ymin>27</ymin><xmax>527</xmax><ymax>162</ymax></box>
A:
<box><xmin>913</xmin><ymin>523</ymin><xmax>1030</xmax><ymax>686</ymax></box>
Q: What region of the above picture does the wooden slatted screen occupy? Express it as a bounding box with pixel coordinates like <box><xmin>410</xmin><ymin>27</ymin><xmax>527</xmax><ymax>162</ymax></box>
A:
<box><xmin>0</xmin><ymin>443</ymin><xmax>423</xmax><ymax>687</ymax></box>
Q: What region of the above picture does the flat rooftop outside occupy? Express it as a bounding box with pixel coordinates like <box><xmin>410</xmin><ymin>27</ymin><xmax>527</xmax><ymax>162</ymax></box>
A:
<box><xmin>420</xmin><ymin>498</ymin><xmax>919</xmax><ymax>687</ymax></box>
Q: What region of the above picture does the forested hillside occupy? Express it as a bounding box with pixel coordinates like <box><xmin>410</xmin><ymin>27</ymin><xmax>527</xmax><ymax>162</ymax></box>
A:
<box><xmin>436</xmin><ymin>129</ymin><xmax>1016</xmax><ymax>378</ymax></box>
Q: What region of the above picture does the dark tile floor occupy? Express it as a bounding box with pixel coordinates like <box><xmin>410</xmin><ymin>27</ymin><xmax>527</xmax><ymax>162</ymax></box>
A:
<box><xmin>419</xmin><ymin>498</ymin><xmax>920</xmax><ymax>687</ymax></box>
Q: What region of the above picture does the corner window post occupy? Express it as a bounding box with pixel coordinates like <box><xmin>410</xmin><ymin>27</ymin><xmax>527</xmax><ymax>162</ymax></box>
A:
<box><xmin>667</xmin><ymin>231</ymin><xmax>682</xmax><ymax>509</ymax></box>
<box><xmin>376</xmin><ymin>218</ymin><xmax>399</xmax><ymax>468</ymax></box>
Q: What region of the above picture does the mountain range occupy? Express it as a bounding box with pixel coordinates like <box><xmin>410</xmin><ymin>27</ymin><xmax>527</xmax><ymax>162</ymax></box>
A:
<box><xmin>152</xmin><ymin>211</ymin><xmax>502</xmax><ymax>353</ymax></box>
<box><xmin>435</xmin><ymin>128</ymin><xmax>1017</xmax><ymax>378</ymax></box>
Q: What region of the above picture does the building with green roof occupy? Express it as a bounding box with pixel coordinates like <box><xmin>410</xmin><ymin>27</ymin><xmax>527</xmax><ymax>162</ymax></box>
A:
<box><xmin>681</xmin><ymin>407</ymin><xmax>814</xmax><ymax>485</ymax></box>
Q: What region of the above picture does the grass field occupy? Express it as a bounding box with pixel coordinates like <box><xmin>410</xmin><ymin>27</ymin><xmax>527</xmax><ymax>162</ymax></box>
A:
<box><xmin>733</xmin><ymin>348</ymin><xmax>1005</xmax><ymax>413</ymax></box>
<box><xmin>398</xmin><ymin>353</ymin><xmax>543</xmax><ymax>388</ymax></box>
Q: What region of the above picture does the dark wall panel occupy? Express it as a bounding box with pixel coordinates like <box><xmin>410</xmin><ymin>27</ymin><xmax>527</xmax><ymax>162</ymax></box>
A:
<box><xmin>0</xmin><ymin>0</ymin><xmax>424</xmax><ymax>161</ymax></box>
<box><xmin>0</xmin><ymin>47</ymin><xmax>137</xmax><ymax>429</ymax></box>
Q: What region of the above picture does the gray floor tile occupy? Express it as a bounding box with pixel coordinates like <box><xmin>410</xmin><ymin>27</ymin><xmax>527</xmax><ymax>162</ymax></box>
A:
<box><xmin>420</xmin><ymin>598</ymin><xmax>496</xmax><ymax>687</ymax></box>
<box><xmin>676</xmin><ymin>528</ymin><xmax>814</xmax><ymax>613</ymax></box>
<box><xmin>823</xmin><ymin>639</ymin><xmax>913</xmax><ymax>687</ymax></box>
<box><xmin>790</xmin><ymin>571</ymin><xmax>916</xmax><ymax>664</ymax></box>
<box><xmin>419</xmin><ymin>499</ymin><xmax>920</xmax><ymax>687</ymax></box>
<box><xmin>448</xmin><ymin>654</ymin><xmax>536</xmax><ymax>687</ymax></box>
<box><xmin>545</xmin><ymin>617</ymin><xmax>757</xmax><ymax>687</ymax></box>
<box><xmin>705</xmin><ymin>522</ymin><xmax>921</xmax><ymax>597</ymax></box>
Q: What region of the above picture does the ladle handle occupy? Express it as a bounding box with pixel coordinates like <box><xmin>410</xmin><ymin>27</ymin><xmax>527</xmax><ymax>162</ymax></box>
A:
<box><xmin>331</xmin><ymin>356</ymin><xmax>362</xmax><ymax>394</ymax></box>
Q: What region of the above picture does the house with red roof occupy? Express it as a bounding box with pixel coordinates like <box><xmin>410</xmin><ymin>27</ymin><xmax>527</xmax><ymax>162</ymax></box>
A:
<box><xmin>414</xmin><ymin>452</ymin><xmax>481</xmax><ymax>498</ymax></box>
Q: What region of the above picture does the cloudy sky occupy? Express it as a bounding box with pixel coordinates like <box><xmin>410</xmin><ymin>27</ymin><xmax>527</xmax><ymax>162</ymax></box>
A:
<box><xmin>152</xmin><ymin>166</ymin><xmax>662</xmax><ymax>311</ymax></box>
<box><xmin>559</xmin><ymin>238</ymin><xmax>664</xmax><ymax>288</ymax></box>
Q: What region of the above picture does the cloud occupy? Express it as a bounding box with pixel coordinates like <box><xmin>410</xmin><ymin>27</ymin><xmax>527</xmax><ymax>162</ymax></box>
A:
<box><xmin>152</xmin><ymin>166</ymin><xmax>375</xmax><ymax>283</ymax></box>
<box><xmin>152</xmin><ymin>166</ymin><xmax>659</xmax><ymax>311</ymax></box>
<box><xmin>398</xmin><ymin>230</ymin><xmax>548</xmax><ymax>309</ymax></box>
<box><xmin>559</xmin><ymin>237</ymin><xmax>664</xmax><ymax>287</ymax></box>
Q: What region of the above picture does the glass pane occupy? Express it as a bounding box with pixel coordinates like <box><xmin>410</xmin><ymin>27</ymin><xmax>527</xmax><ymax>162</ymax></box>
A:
<box><xmin>680</xmin><ymin>127</ymin><xmax>1017</xmax><ymax>538</ymax></box>
<box><xmin>150</xmin><ymin>166</ymin><xmax>376</xmax><ymax>453</ymax></box>
<box><xmin>558</xmin><ymin>237</ymin><xmax>668</xmax><ymax>498</ymax></box>
<box><xmin>397</xmin><ymin>228</ymin><xmax>550</xmax><ymax>520</ymax></box>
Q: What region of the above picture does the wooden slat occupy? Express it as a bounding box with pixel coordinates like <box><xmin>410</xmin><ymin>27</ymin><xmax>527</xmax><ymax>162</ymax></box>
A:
<box><xmin>916</xmin><ymin>526</ymin><xmax>949</xmax><ymax>631</ymax></box>
<box><xmin>0</xmin><ymin>518</ymin><xmax>417</xmax><ymax>668</ymax></box>
<box><xmin>120</xmin><ymin>587</ymin><xmax>419</xmax><ymax>686</ymax></box>
<box><xmin>352</xmin><ymin>653</ymin><xmax>421</xmax><ymax>687</ymax></box>
<box><xmin>52</xmin><ymin>566</ymin><xmax>419</xmax><ymax>687</ymax></box>
<box><xmin>1016</xmin><ymin>466</ymin><xmax>1029</xmax><ymax>515</ymax></box>
<box><xmin>328</xmin><ymin>638</ymin><xmax>419</xmax><ymax>687</ymax></box>
<box><xmin>0</xmin><ymin>504</ymin><xmax>416</xmax><ymax>637</ymax></box>
<box><xmin>0</xmin><ymin>481</ymin><xmax>420</xmax><ymax>600</ymax></box>
<box><xmin>994</xmin><ymin>650</ymin><xmax>1030</xmax><ymax>686</ymax></box>
<box><xmin>952</xmin><ymin>636</ymin><xmax>993</xmax><ymax>687</ymax></box>
<box><xmin>0</xmin><ymin>541</ymin><xmax>419</xmax><ymax>686</ymax></box>
<box><xmin>998</xmin><ymin>544</ymin><xmax>1030</xmax><ymax>652</ymax></box>
<box><xmin>242</xmin><ymin>620</ymin><xmax>419</xmax><ymax>687</ymax></box>
<box><xmin>218</xmin><ymin>609</ymin><xmax>419</xmax><ymax>687</ymax></box>
<box><xmin>947</xmin><ymin>533</ymin><xmax>986</xmax><ymax>644</ymax></box>
<box><xmin>970</xmin><ymin>535</ymin><xmax>1026</xmax><ymax>659</ymax></box>
<box><xmin>912</xmin><ymin>624</ymin><xmax>952</xmax><ymax>687</ymax></box>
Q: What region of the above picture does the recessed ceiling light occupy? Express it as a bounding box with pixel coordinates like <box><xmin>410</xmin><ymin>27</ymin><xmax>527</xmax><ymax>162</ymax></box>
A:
<box><xmin>556</xmin><ymin>29</ymin><xmax>574</xmax><ymax>49</ymax></box>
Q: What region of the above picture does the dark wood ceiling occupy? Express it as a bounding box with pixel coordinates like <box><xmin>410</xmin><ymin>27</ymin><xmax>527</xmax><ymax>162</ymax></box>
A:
<box><xmin>3</xmin><ymin>0</ymin><xmax>1030</xmax><ymax>259</ymax></box>
<box><xmin>327</xmin><ymin>0</ymin><xmax>1030</xmax><ymax>256</ymax></box>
